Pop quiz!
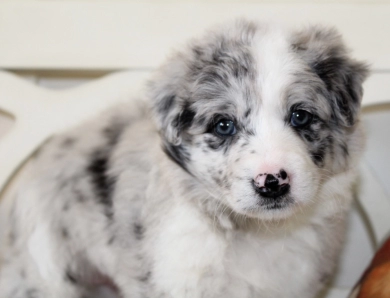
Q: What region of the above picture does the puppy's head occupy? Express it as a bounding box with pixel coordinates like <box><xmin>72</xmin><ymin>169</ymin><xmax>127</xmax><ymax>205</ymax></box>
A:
<box><xmin>149</xmin><ymin>20</ymin><xmax>368</xmax><ymax>220</ymax></box>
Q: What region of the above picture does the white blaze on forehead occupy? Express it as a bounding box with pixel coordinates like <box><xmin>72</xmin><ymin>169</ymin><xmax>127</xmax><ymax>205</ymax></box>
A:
<box><xmin>245</xmin><ymin>25</ymin><xmax>304</xmax><ymax>146</ymax></box>
<box><xmin>253</xmin><ymin>25</ymin><xmax>299</xmax><ymax>113</ymax></box>
<box><xmin>237</xmin><ymin>25</ymin><xmax>311</xmax><ymax>176</ymax></box>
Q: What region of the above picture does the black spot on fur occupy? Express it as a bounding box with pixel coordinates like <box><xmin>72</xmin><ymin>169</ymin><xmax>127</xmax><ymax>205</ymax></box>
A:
<box><xmin>320</xmin><ymin>272</ymin><xmax>331</xmax><ymax>284</ymax></box>
<box><xmin>107</xmin><ymin>235</ymin><xmax>116</xmax><ymax>245</ymax></box>
<box><xmin>62</xmin><ymin>202</ymin><xmax>70</xmax><ymax>211</ymax></box>
<box><xmin>138</xmin><ymin>271</ymin><xmax>151</xmax><ymax>283</ymax></box>
<box><xmin>65</xmin><ymin>270</ymin><xmax>78</xmax><ymax>285</ymax></box>
<box><xmin>61</xmin><ymin>227</ymin><xmax>69</xmax><ymax>239</ymax></box>
<box><xmin>340</xmin><ymin>142</ymin><xmax>349</xmax><ymax>157</ymax></box>
<box><xmin>87</xmin><ymin>118</ymin><xmax>128</xmax><ymax>219</ymax></box>
<box><xmin>163</xmin><ymin>143</ymin><xmax>191</xmax><ymax>171</ymax></box>
<box><xmin>195</xmin><ymin>39</ymin><xmax>255</xmax><ymax>84</ymax></box>
<box><xmin>198</xmin><ymin>67</ymin><xmax>231</xmax><ymax>89</ymax></box>
<box><xmin>213</xmin><ymin>176</ymin><xmax>223</xmax><ymax>186</ymax></box>
<box><xmin>25</xmin><ymin>288</ymin><xmax>39</xmax><ymax>298</ymax></box>
<box><xmin>218</xmin><ymin>103</ymin><xmax>231</xmax><ymax>111</ymax></box>
<box><xmin>87</xmin><ymin>149</ymin><xmax>116</xmax><ymax>219</ymax></box>
<box><xmin>312</xmin><ymin>55</ymin><xmax>344</xmax><ymax>91</ymax></box>
<box><xmin>303</xmin><ymin>133</ymin><xmax>314</xmax><ymax>142</ymax></box>
<box><xmin>192</xmin><ymin>46</ymin><xmax>204</xmax><ymax>58</ymax></box>
<box><xmin>290</xmin><ymin>116</ymin><xmax>332</xmax><ymax>168</ymax></box>
<box><xmin>244</xmin><ymin>128</ymin><xmax>255</xmax><ymax>136</ymax></box>
<box><xmin>74</xmin><ymin>189</ymin><xmax>87</xmax><ymax>203</ymax></box>
<box><xmin>61</xmin><ymin>137</ymin><xmax>76</xmax><ymax>148</ymax></box>
<box><xmin>204</xmin><ymin>135</ymin><xmax>224</xmax><ymax>150</ymax></box>
<box><xmin>179</xmin><ymin>107</ymin><xmax>196</xmax><ymax>130</ymax></box>
<box><xmin>311</xmin><ymin>147</ymin><xmax>326</xmax><ymax>167</ymax></box>
<box><xmin>158</xmin><ymin>95</ymin><xmax>176</xmax><ymax>114</ymax></box>
<box><xmin>133</xmin><ymin>223</ymin><xmax>144</xmax><ymax>240</ymax></box>
<box><xmin>103</xmin><ymin>119</ymin><xmax>127</xmax><ymax>146</ymax></box>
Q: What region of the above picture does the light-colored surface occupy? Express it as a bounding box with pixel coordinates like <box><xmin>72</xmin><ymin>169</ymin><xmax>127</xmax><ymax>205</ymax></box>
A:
<box><xmin>0</xmin><ymin>70</ymin><xmax>150</xmax><ymax>195</ymax></box>
<box><xmin>358</xmin><ymin>161</ymin><xmax>390</xmax><ymax>244</ymax></box>
<box><xmin>0</xmin><ymin>111</ymin><xmax>14</xmax><ymax>140</ymax></box>
<box><xmin>333</xmin><ymin>201</ymin><xmax>374</xmax><ymax>288</ymax></box>
<box><xmin>364</xmin><ymin>73</ymin><xmax>390</xmax><ymax>106</ymax></box>
<box><xmin>359</xmin><ymin>111</ymin><xmax>390</xmax><ymax>244</ymax></box>
<box><xmin>1</xmin><ymin>2</ymin><xmax>390</xmax><ymax>71</ymax></box>
<box><xmin>363</xmin><ymin>109</ymin><xmax>390</xmax><ymax>197</ymax></box>
<box><xmin>324</xmin><ymin>288</ymin><xmax>352</xmax><ymax>298</ymax></box>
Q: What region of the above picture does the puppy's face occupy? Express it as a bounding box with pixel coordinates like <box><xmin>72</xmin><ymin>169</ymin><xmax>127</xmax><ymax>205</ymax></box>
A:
<box><xmin>150</xmin><ymin>21</ymin><xmax>368</xmax><ymax>220</ymax></box>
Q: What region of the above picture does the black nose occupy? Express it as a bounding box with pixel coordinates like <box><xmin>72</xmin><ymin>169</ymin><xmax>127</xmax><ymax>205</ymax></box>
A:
<box><xmin>254</xmin><ymin>174</ymin><xmax>290</xmax><ymax>198</ymax></box>
<box><xmin>264</xmin><ymin>174</ymin><xmax>279</xmax><ymax>191</ymax></box>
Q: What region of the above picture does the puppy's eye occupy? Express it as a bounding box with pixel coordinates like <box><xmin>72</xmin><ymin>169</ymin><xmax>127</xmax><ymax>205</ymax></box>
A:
<box><xmin>215</xmin><ymin>120</ymin><xmax>236</xmax><ymax>136</ymax></box>
<box><xmin>290</xmin><ymin>110</ymin><xmax>313</xmax><ymax>128</ymax></box>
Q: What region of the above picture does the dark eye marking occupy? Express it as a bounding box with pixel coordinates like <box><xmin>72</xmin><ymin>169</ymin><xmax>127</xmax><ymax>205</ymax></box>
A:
<box><xmin>179</xmin><ymin>108</ymin><xmax>196</xmax><ymax>129</ymax></box>
<box><xmin>290</xmin><ymin>109</ymin><xmax>313</xmax><ymax>128</ymax></box>
<box><xmin>214</xmin><ymin>119</ymin><xmax>237</xmax><ymax>137</ymax></box>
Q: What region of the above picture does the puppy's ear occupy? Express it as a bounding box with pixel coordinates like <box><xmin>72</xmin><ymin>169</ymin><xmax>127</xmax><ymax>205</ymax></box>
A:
<box><xmin>148</xmin><ymin>57</ymin><xmax>194</xmax><ymax>146</ymax></box>
<box><xmin>293</xmin><ymin>26</ymin><xmax>369</xmax><ymax>127</ymax></box>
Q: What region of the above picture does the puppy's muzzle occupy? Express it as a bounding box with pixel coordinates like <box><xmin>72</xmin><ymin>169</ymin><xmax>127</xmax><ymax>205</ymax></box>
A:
<box><xmin>253</xmin><ymin>170</ymin><xmax>290</xmax><ymax>198</ymax></box>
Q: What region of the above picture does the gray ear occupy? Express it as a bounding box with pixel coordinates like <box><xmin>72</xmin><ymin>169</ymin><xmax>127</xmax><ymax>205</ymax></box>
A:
<box><xmin>147</xmin><ymin>56</ymin><xmax>197</xmax><ymax>171</ymax></box>
<box><xmin>147</xmin><ymin>56</ymin><xmax>187</xmax><ymax>146</ymax></box>
<box><xmin>147</xmin><ymin>54</ymin><xmax>196</xmax><ymax>146</ymax></box>
<box><xmin>293</xmin><ymin>26</ymin><xmax>369</xmax><ymax>126</ymax></box>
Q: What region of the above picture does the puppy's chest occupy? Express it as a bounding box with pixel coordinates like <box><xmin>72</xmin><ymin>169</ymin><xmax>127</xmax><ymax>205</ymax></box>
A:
<box><xmin>151</xmin><ymin>213</ymin><xmax>322</xmax><ymax>297</ymax></box>
<box><xmin>223</xmin><ymin>231</ymin><xmax>319</xmax><ymax>288</ymax></box>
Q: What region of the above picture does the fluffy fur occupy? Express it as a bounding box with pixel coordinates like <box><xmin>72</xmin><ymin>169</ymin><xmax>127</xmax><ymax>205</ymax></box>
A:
<box><xmin>0</xmin><ymin>20</ymin><xmax>368</xmax><ymax>298</ymax></box>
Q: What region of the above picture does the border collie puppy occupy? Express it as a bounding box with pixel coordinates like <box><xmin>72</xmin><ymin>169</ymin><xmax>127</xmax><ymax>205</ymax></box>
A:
<box><xmin>0</xmin><ymin>20</ymin><xmax>368</xmax><ymax>298</ymax></box>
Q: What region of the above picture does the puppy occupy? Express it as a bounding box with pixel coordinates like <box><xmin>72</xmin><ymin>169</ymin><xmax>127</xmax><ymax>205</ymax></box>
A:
<box><xmin>0</xmin><ymin>20</ymin><xmax>368</xmax><ymax>298</ymax></box>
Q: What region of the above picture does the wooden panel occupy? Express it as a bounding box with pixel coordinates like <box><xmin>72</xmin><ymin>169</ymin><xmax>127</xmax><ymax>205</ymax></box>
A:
<box><xmin>0</xmin><ymin>2</ymin><xmax>389</xmax><ymax>70</ymax></box>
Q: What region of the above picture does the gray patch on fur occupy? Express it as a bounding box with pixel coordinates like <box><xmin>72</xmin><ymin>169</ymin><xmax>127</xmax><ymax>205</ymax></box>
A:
<box><xmin>286</xmin><ymin>26</ymin><xmax>369</xmax><ymax>169</ymax></box>
<box><xmin>149</xmin><ymin>20</ymin><xmax>260</xmax><ymax>171</ymax></box>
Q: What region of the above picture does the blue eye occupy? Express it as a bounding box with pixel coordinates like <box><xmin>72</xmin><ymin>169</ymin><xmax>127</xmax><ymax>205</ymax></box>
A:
<box><xmin>215</xmin><ymin>120</ymin><xmax>236</xmax><ymax>136</ymax></box>
<box><xmin>290</xmin><ymin>110</ymin><xmax>313</xmax><ymax>128</ymax></box>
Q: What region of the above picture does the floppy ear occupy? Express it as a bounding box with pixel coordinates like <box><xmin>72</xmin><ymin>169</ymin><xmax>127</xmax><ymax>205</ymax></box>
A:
<box><xmin>293</xmin><ymin>26</ymin><xmax>369</xmax><ymax>127</ymax></box>
<box><xmin>147</xmin><ymin>56</ymin><xmax>189</xmax><ymax>146</ymax></box>
<box><xmin>147</xmin><ymin>56</ymin><xmax>197</xmax><ymax>171</ymax></box>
